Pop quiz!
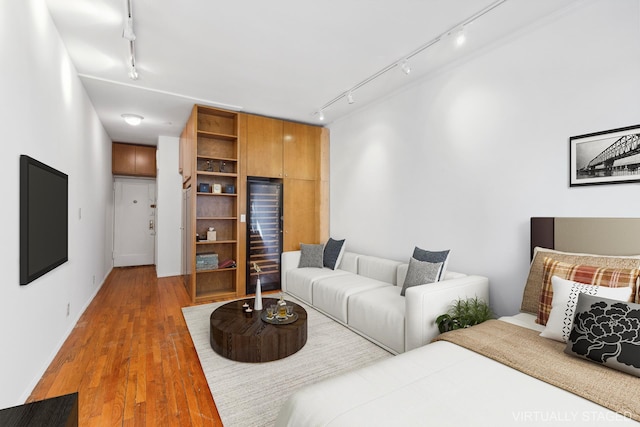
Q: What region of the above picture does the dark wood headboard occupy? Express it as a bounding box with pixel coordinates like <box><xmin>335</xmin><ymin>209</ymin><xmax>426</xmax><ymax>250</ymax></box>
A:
<box><xmin>531</xmin><ymin>217</ymin><xmax>640</xmax><ymax>259</ymax></box>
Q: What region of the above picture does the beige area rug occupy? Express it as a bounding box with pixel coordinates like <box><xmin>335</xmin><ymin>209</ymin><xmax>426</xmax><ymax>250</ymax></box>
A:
<box><xmin>182</xmin><ymin>296</ymin><xmax>393</xmax><ymax>427</ymax></box>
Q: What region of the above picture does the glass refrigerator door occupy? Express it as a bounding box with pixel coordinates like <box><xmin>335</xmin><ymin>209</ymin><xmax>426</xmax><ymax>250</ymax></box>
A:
<box><xmin>247</xmin><ymin>180</ymin><xmax>283</xmax><ymax>294</ymax></box>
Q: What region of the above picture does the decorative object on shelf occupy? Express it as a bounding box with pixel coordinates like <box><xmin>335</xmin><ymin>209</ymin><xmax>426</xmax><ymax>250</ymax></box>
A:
<box><xmin>242</xmin><ymin>301</ymin><xmax>249</xmax><ymax>309</ymax></box>
<box><xmin>196</xmin><ymin>253</ymin><xmax>219</xmax><ymax>271</ymax></box>
<box><xmin>212</xmin><ymin>183</ymin><xmax>222</xmax><ymax>194</ymax></box>
<box><xmin>198</xmin><ymin>182</ymin><xmax>210</xmax><ymax>193</ymax></box>
<box><xmin>223</xmin><ymin>184</ymin><xmax>235</xmax><ymax>194</ymax></box>
<box><xmin>219</xmin><ymin>259</ymin><xmax>236</xmax><ymax>269</ymax></box>
<box><xmin>220</xmin><ymin>161</ymin><xmax>226</xmax><ymax>173</ymax></box>
<box><xmin>253</xmin><ymin>262</ymin><xmax>263</xmax><ymax>311</ymax></box>
<box><xmin>436</xmin><ymin>297</ymin><xmax>493</xmax><ymax>333</ymax></box>
<box><xmin>570</xmin><ymin>124</ymin><xmax>640</xmax><ymax>187</ymax></box>
<box><xmin>207</xmin><ymin>227</ymin><xmax>217</xmax><ymax>241</ymax></box>
<box><xmin>206</xmin><ymin>160</ymin><xmax>214</xmax><ymax>172</ymax></box>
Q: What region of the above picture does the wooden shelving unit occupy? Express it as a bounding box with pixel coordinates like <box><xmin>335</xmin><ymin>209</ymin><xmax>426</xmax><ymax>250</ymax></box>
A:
<box><xmin>183</xmin><ymin>106</ymin><xmax>241</xmax><ymax>303</ymax></box>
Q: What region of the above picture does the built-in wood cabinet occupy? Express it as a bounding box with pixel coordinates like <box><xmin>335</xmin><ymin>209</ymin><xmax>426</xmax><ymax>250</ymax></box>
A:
<box><xmin>182</xmin><ymin>106</ymin><xmax>241</xmax><ymax>303</ymax></box>
<box><xmin>246</xmin><ymin>115</ymin><xmax>284</xmax><ymax>178</ymax></box>
<box><xmin>180</xmin><ymin>106</ymin><xmax>328</xmax><ymax>303</ymax></box>
<box><xmin>112</xmin><ymin>142</ymin><xmax>156</xmax><ymax>177</ymax></box>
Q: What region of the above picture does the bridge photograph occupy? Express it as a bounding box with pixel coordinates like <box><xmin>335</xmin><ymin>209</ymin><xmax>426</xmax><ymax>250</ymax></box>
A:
<box><xmin>570</xmin><ymin>124</ymin><xmax>640</xmax><ymax>187</ymax></box>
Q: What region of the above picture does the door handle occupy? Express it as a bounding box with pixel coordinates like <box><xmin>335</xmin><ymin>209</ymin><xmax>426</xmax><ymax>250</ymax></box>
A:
<box><xmin>149</xmin><ymin>219</ymin><xmax>154</xmax><ymax>230</ymax></box>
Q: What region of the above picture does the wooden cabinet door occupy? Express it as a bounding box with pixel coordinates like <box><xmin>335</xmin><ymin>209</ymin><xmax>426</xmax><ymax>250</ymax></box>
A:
<box><xmin>283</xmin><ymin>178</ymin><xmax>317</xmax><ymax>251</ymax></box>
<box><xmin>135</xmin><ymin>145</ymin><xmax>156</xmax><ymax>177</ymax></box>
<box><xmin>283</xmin><ymin>122</ymin><xmax>319</xmax><ymax>181</ymax></box>
<box><xmin>112</xmin><ymin>143</ymin><xmax>136</xmax><ymax>175</ymax></box>
<box><xmin>246</xmin><ymin>115</ymin><xmax>283</xmax><ymax>178</ymax></box>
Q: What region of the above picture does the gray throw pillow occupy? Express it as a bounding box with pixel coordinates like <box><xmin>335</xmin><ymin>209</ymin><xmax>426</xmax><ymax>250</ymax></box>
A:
<box><xmin>564</xmin><ymin>293</ymin><xmax>640</xmax><ymax>378</ymax></box>
<box><xmin>401</xmin><ymin>257</ymin><xmax>443</xmax><ymax>296</ymax></box>
<box><xmin>298</xmin><ymin>243</ymin><xmax>324</xmax><ymax>268</ymax></box>
<box><xmin>413</xmin><ymin>246</ymin><xmax>450</xmax><ymax>281</ymax></box>
<box><xmin>323</xmin><ymin>238</ymin><xmax>345</xmax><ymax>270</ymax></box>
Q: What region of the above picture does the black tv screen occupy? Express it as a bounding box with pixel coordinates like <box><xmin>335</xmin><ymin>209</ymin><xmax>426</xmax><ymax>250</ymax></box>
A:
<box><xmin>20</xmin><ymin>155</ymin><xmax>68</xmax><ymax>285</ymax></box>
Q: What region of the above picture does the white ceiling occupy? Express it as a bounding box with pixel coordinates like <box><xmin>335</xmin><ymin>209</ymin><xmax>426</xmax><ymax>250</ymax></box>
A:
<box><xmin>44</xmin><ymin>0</ymin><xmax>579</xmax><ymax>145</ymax></box>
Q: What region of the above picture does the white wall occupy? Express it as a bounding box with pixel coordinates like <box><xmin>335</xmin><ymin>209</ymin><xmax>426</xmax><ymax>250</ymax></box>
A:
<box><xmin>0</xmin><ymin>0</ymin><xmax>113</xmax><ymax>407</ymax></box>
<box><xmin>329</xmin><ymin>0</ymin><xmax>640</xmax><ymax>316</ymax></box>
<box><xmin>156</xmin><ymin>136</ymin><xmax>183</xmax><ymax>277</ymax></box>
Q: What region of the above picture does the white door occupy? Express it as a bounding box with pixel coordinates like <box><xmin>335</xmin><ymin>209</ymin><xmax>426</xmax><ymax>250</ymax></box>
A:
<box><xmin>113</xmin><ymin>178</ymin><xmax>156</xmax><ymax>267</ymax></box>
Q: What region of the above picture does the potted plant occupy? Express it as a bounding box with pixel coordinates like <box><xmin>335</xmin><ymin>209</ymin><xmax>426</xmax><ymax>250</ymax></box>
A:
<box><xmin>436</xmin><ymin>297</ymin><xmax>493</xmax><ymax>333</ymax></box>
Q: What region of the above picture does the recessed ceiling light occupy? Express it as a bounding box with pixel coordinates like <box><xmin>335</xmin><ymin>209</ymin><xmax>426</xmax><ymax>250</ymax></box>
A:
<box><xmin>455</xmin><ymin>28</ymin><xmax>466</xmax><ymax>46</ymax></box>
<box><xmin>121</xmin><ymin>114</ymin><xmax>144</xmax><ymax>126</ymax></box>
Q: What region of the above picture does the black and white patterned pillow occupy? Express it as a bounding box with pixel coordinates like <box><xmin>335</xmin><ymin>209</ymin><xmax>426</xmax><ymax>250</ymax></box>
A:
<box><xmin>564</xmin><ymin>293</ymin><xmax>640</xmax><ymax>377</ymax></box>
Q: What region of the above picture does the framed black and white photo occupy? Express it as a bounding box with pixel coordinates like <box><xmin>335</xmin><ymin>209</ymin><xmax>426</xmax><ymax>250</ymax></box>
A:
<box><xmin>570</xmin><ymin>124</ymin><xmax>640</xmax><ymax>187</ymax></box>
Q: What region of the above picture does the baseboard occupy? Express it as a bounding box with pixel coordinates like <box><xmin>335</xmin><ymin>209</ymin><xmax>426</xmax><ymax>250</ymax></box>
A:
<box><xmin>20</xmin><ymin>268</ymin><xmax>113</xmax><ymax>404</ymax></box>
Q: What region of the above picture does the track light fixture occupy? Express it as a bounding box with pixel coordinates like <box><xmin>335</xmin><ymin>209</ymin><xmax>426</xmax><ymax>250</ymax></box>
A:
<box><xmin>400</xmin><ymin>60</ymin><xmax>411</xmax><ymax>75</ymax></box>
<box><xmin>128</xmin><ymin>66</ymin><xmax>139</xmax><ymax>80</ymax></box>
<box><xmin>311</xmin><ymin>0</ymin><xmax>508</xmax><ymax>122</ymax></box>
<box><xmin>123</xmin><ymin>0</ymin><xmax>139</xmax><ymax>80</ymax></box>
<box><xmin>454</xmin><ymin>27</ymin><xmax>466</xmax><ymax>46</ymax></box>
<box><xmin>122</xmin><ymin>17</ymin><xmax>136</xmax><ymax>41</ymax></box>
<box><xmin>347</xmin><ymin>92</ymin><xmax>355</xmax><ymax>104</ymax></box>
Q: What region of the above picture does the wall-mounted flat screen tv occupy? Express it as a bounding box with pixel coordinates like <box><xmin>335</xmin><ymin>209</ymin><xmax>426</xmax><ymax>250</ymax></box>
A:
<box><xmin>20</xmin><ymin>155</ymin><xmax>68</xmax><ymax>285</ymax></box>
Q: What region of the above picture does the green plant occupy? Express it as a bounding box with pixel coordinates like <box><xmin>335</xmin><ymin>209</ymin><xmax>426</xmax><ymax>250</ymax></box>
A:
<box><xmin>436</xmin><ymin>297</ymin><xmax>493</xmax><ymax>333</ymax></box>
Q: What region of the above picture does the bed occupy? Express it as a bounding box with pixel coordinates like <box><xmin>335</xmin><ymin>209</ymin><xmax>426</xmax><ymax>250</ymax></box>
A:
<box><xmin>275</xmin><ymin>218</ymin><xmax>640</xmax><ymax>426</ymax></box>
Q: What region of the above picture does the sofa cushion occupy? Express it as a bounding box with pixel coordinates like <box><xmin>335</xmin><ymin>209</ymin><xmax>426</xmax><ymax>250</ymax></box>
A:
<box><xmin>400</xmin><ymin>257</ymin><xmax>442</xmax><ymax>296</ymax></box>
<box><xmin>298</xmin><ymin>243</ymin><xmax>324</xmax><ymax>268</ymax></box>
<box><xmin>323</xmin><ymin>238</ymin><xmax>346</xmax><ymax>270</ymax></box>
<box><xmin>312</xmin><ymin>274</ymin><xmax>392</xmax><ymax>323</ymax></box>
<box><xmin>347</xmin><ymin>286</ymin><xmax>406</xmax><ymax>354</ymax></box>
<box><xmin>286</xmin><ymin>268</ymin><xmax>351</xmax><ymax>304</ymax></box>
<box><xmin>339</xmin><ymin>252</ymin><xmax>359</xmax><ymax>274</ymax></box>
<box><xmin>358</xmin><ymin>256</ymin><xmax>402</xmax><ymax>285</ymax></box>
<box><xmin>413</xmin><ymin>247</ymin><xmax>450</xmax><ymax>280</ymax></box>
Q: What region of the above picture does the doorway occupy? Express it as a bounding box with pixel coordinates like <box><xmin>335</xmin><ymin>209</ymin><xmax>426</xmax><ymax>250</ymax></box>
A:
<box><xmin>113</xmin><ymin>178</ymin><xmax>156</xmax><ymax>267</ymax></box>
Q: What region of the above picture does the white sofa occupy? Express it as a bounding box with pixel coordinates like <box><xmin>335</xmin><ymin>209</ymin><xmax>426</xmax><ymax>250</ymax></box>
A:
<box><xmin>281</xmin><ymin>250</ymin><xmax>489</xmax><ymax>354</ymax></box>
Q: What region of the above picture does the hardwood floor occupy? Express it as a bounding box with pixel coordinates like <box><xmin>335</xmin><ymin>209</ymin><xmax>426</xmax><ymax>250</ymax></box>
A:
<box><xmin>28</xmin><ymin>266</ymin><xmax>223</xmax><ymax>426</ymax></box>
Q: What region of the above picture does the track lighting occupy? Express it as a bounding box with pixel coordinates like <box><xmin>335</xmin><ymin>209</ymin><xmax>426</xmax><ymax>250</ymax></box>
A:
<box><xmin>455</xmin><ymin>27</ymin><xmax>466</xmax><ymax>46</ymax></box>
<box><xmin>121</xmin><ymin>114</ymin><xmax>144</xmax><ymax>126</ymax></box>
<box><xmin>311</xmin><ymin>0</ymin><xmax>508</xmax><ymax>121</ymax></box>
<box><xmin>122</xmin><ymin>17</ymin><xmax>136</xmax><ymax>41</ymax></box>
<box><xmin>128</xmin><ymin>66</ymin><xmax>139</xmax><ymax>80</ymax></box>
<box><xmin>347</xmin><ymin>92</ymin><xmax>355</xmax><ymax>104</ymax></box>
<box><xmin>400</xmin><ymin>60</ymin><xmax>411</xmax><ymax>75</ymax></box>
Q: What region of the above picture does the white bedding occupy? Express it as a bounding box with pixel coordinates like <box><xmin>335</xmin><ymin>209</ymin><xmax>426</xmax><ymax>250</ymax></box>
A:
<box><xmin>275</xmin><ymin>314</ymin><xmax>636</xmax><ymax>426</ymax></box>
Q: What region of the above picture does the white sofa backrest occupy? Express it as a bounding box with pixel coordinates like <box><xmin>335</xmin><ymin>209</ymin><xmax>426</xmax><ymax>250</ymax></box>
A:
<box><xmin>338</xmin><ymin>252</ymin><xmax>359</xmax><ymax>274</ymax></box>
<box><xmin>397</xmin><ymin>263</ymin><xmax>467</xmax><ymax>286</ymax></box>
<box><xmin>358</xmin><ymin>256</ymin><xmax>402</xmax><ymax>285</ymax></box>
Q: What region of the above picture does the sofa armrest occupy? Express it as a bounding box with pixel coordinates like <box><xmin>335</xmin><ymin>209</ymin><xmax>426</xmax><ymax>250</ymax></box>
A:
<box><xmin>281</xmin><ymin>251</ymin><xmax>301</xmax><ymax>292</ymax></box>
<box><xmin>404</xmin><ymin>275</ymin><xmax>489</xmax><ymax>351</ymax></box>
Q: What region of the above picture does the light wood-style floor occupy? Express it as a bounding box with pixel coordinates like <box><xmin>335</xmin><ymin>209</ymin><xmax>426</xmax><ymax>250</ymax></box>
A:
<box><xmin>28</xmin><ymin>266</ymin><xmax>223</xmax><ymax>426</ymax></box>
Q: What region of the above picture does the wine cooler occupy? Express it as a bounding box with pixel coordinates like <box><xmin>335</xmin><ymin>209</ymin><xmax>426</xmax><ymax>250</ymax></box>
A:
<box><xmin>246</xmin><ymin>178</ymin><xmax>283</xmax><ymax>294</ymax></box>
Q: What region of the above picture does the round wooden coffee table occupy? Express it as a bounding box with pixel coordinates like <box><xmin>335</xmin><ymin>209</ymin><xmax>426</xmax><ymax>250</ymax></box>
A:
<box><xmin>209</xmin><ymin>297</ymin><xmax>307</xmax><ymax>363</ymax></box>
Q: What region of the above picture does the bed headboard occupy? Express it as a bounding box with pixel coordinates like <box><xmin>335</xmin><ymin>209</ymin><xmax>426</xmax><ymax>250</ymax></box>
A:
<box><xmin>531</xmin><ymin>217</ymin><xmax>640</xmax><ymax>259</ymax></box>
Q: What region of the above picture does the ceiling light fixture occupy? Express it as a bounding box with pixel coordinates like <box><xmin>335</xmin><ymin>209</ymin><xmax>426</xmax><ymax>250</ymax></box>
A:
<box><xmin>347</xmin><ymin>92</ymin><xmax>355</xmax><ymax>104</ymax></box>
<box><xmin>400</xmin><ymin>60</ymin><xmax>411</xmax><ymax>75</ymax></box>
<box><xmin>454</xmin><ymin>27</ymin><xmax>466</xmax><ymax>46</ymax></box>
<box><xmin>121</xmin><ymin>113</ymin><xmax>144</xmax><ymax>126</ymax></box>
<box><xmin>311</xmin><ymin>0</ymin><xmax>508</xmax><ymax>121</ymax></box>
<box><xmin>123</xmin><ymin>0</ymin><xmax>139</xmax><ymax>80</ymax></box>
<box><xmin>318</xmin><ymin>110</ymin><xmax>325</xmax><ymax>121</ymax></box>
<box><xmin>122</xmin><ymin>17</ymin><xmax>136</xmax><ymax>41</ymax></box>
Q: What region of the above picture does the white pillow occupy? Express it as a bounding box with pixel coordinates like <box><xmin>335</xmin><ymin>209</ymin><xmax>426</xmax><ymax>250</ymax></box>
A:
<box><xmin>540</xmin><ymin>276</ymin><xmax>633</xmax><ymax>342</ymax></box>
